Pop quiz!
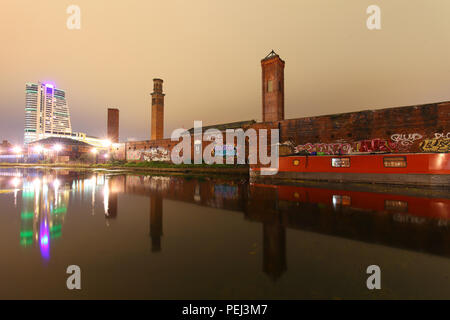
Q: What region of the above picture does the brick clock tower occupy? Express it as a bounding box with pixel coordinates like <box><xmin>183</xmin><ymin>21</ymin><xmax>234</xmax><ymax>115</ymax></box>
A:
<box><xmin>261</xmin><ymin>50</ymin><xmax>285</xmax><ymax>122</ymax></box>
<box><xmin>151</xmin><ymin>78</ymin><xmax>165</xmax><ymax>140</ymax></box>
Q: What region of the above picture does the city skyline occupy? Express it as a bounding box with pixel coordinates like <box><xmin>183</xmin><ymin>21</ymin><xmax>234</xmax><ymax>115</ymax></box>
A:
<box><xmin>2</xmin><ymin>1</ymin><xmax>450</xmax><ymax>145</ymax></box>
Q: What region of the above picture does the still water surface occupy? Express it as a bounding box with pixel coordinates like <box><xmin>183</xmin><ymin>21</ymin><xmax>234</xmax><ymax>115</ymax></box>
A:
<box><xmin>0</xmin><ymin>167</ymin><xmax>449</xmax><ymax>299</ymax></box>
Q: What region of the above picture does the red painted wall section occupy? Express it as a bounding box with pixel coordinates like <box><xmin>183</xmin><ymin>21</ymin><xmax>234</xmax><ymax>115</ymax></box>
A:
<box><xmin>278</xmin><ymin>153</ymin><xmax>450</xmax><ymax>175</ymax></box>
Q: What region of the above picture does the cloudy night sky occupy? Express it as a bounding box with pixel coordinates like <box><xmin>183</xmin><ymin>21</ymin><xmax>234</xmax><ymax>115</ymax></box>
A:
<box><xmin>1</xmin><ymin>0</ymin><xmax>450</xmax><ymax>144</ymax></box>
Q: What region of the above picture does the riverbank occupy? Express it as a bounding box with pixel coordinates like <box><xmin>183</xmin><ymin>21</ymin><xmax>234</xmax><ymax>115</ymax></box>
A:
<box><xmin>0</xmin><ymin>162</ymin><xmax>249</xmax><ymax>176</ymax></box>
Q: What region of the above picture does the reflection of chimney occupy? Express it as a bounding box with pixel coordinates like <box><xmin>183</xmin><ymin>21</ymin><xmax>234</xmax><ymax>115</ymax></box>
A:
<box><xmin>107</xmin><ymin>108</ymin><xmax>119</xmax><ymax>143</ymax></box>
<box><xmin>106</xmin><ymin>192</ymin><xmax>118</xmax><ymax>219</ymax></box>
<box><xmin>263</xmin><ymin>222</ymin><xmax>286</xmax><ymax>281</ymax></box>
<box><xmin>151</xmin><ymin>78</ymin><xmax>165</xmax><ymax>140</ymax></box>
<box><xmin>150</xmin><ymin>196</ymin><xmax>163</xmax><ymax>252</ymax></box>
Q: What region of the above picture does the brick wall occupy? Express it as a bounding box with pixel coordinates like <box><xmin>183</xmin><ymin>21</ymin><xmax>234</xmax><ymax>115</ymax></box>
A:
<box><xmin>124</xmin><ymin>101</ymin><xmax>450</xmax><ymax>163</ymax></box>
<box><xmin>264</xmin><ymin>101</ymin><xmax>450</xmax><ymax>155</ymax></box>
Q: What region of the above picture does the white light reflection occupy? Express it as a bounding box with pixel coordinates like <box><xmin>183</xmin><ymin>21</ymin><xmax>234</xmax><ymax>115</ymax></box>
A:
<box><xmin>103</xmin><ymin>180</ymin><xmax>109</xmax><ymax>216</ymax></box>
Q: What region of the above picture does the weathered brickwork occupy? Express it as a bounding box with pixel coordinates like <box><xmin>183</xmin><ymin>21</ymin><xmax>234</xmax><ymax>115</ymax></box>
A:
<box><xmin>122</xmin><ymin>101</ymin><xmax>449</xmax><ymax>163</ymax></box>
<box><xmin>264</xmin><ymin>101</ymin><xmax>450</xmax><ymax>155</ymax></box>
<box><xmin>261</xmin><ymin>51</ymin><xmax>285</xmax><ymax>122</ymax></box>
<box><xmin>126</xmin><ymin>139</ymin><xmax>174</xmax><ymax>162</ymax></box>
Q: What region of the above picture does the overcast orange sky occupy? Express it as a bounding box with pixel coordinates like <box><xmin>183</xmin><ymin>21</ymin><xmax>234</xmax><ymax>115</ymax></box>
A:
<box><xmin>1</xmin><ymin>0</ymin><xmax>449</xmax><ymax>144</ymax></box>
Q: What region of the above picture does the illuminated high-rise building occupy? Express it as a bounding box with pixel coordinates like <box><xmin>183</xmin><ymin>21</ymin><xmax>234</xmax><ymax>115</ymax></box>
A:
<box><xmin>24</xmin><ymin>82</ymin><xmax>72</xmax><ymax>144</ymax></box>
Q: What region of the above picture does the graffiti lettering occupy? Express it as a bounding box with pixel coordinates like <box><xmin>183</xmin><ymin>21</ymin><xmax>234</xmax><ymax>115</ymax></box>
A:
<box><xmin>294</xmin><ymin>139</ymin><xmax>398</xmax><ymax>155</ymax></box>
<box><xmin>128</xmin><ymin>147</ymin><xmax>170</xmax><ymax>162</ymax></box>
<box><xmin>390</xmin><ymin>133</ymin><xmax>423</xmax><ymax>146</ymax></box>
<box><xmin>356</xmin><ymin>138</ymin><xmax>395</xmax><ymax>153</ymax></box>
<box><xmin>419</xmin><ymin>139</ymin><xmax>450</xmax><ymax>152</ymax></box>
<box><xmin>434</xmin><ymin>132</ymin><xmax>450</xmax><ymax>139</ymax></box>
<box><xmin>294</xmin><ymin>143</ymin><xmax>351</xmax><ymax>155</ymax></box>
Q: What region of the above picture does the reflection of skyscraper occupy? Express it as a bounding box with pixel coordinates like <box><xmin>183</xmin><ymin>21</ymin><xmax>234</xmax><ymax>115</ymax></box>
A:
<box><xmin>106</xmin><ymin>192</ymin><xmax>118</xmax><ymax>218</ymax></box>
<box><xmin>150</xmin><ymin>196</ymin><xmax>163</xmax><ymax>252</ymax></box>
<box><xmin>20</xmin><ymin>186</ymin><xmax>35</xmax><ymax>247</ymax></box>
<box><xmin>24</xmin><ymin>82</ymin><xmax>72</xmax><ymax>144</ymax></box>
<box><xmin>18</xmin><ymin>174</ymin><xmax>70</xmax><ymax>260</ymax></box>
<box><xmin>263</xmin><ymin>223</ymin><xmax>287</xmax><ymax>281</ymax></box>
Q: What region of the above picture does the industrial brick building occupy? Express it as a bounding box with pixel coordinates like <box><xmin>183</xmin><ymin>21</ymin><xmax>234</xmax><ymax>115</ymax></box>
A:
<box><xmin>27</xmin><ymin>137</ymin><xmax>98</xmax><ymax>163</ymax></box>
<box><xmin>109</xmin><ymin>51</ymin><xmax>449</xmax><ymax>163</ymax></box>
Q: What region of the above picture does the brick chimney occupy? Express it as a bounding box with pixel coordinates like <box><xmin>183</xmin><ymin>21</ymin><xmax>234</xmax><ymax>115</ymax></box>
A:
<box><xmin>261</xmin><ymin>50</ymin><xmax>285</xmax><ymax>122</ymax></box>
<box><xmin>107</xmin><ymin>108</ymin><xmax>119</xmax><ymax>143</ymax></box>
<box><xmin>151</xmin><ymin>78</ymin><xmax>165</xmax><ymax>140</ymax></box>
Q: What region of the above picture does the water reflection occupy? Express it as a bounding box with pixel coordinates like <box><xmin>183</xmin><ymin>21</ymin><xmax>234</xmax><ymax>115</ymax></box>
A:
<box><xmin>16</xmin><ymin>173</ymin><xmax>70</xmax><ymax>260</ymax></box>
<box><xmin>0</xmin><ymin>168</ymin><xmax>449</xmax><ymax>282</ymax></box>
<box><xmin>1</xmin><ymin>169</ymin><xmax>107</xmax><ymax>259</ymax></box>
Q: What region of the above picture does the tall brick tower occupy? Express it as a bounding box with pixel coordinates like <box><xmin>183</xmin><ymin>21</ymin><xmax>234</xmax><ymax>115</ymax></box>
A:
<box><xmin>261</xmin><ymin>50</ymin><xmax>285</xmax><ymax>122</ymax></box>
<box><xmin>151</xmin><ymin>78</ymin><xmax>165</xmax><ymax>140</ymax></box>
<box><xmin>107</xmin><ymin>108</ymin><xmax>119</xmax><ymax>143</ymax></box>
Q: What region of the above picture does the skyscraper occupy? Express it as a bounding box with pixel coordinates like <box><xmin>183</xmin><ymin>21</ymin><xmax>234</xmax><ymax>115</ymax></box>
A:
<box><xmin>24</xmin><ymin>82</ymin><xmax>72</xmax><ymax>144</ymax></box>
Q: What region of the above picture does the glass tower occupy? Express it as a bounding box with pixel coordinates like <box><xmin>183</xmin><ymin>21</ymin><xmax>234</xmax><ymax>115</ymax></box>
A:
<box><xmin>24</xmin><ymin>82</ymin><xmax>72</xmax><ymax>144</ymax></box>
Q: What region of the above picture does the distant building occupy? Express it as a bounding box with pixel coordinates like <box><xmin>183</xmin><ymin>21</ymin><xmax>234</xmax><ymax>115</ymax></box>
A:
<box><xmin>0</xmin><ymin>140</ymin><xmax>12</xmax><ymax>153</ymax></box>
<box><xmin>0</xmin><ymin>140</ymin><xmax>21</xmax><ymax>162</ymax></box>
<box><xmin>24</xmin><ymin>82</ymin><xmax>72</xmax><ymax>144</ymax></box>
<box><xmin>27</xmin><ymin>137</ymin><xmax>97</xmax><ymax>163</ymax></box>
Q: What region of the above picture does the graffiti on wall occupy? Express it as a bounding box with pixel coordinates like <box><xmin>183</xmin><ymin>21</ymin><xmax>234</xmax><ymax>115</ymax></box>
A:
<box><xmin>420</xmin><ymin>139</ymin><xmax>450</xmax><ymax>152</ymax></box>
<box><xmin>127</xmin><ymin>147</ymin><xmax>170</xmax><ymax>162</ymax></box>
<box><xmin>294</xmin><ymin>138</ymin><xmax>398</xmax><ymax>155</ymax></box>
<box><xmin>294</xmin><ymin>142</ymin><xmax>351</xmax><ymax>155</ymax></box>
<box><xmin>390</xmin><ymin>133</ymin><xmax>423</xmax><ymax>146</ymax></box>
<box><xmin>434</xmin><ymin>132</ymin><xmax>450</xmax><ymax>139</ymax></box>
<box><xmin>291</xmin><ymin>132</ymin><xmax>450</xmax><ymax>155</ymax></box>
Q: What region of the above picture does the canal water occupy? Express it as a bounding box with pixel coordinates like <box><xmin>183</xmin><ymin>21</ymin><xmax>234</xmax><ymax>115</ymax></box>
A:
<box><xmin>0</xmin><ymin>167</ymin><xmax>449</xmax><ymax>299</ymax></box>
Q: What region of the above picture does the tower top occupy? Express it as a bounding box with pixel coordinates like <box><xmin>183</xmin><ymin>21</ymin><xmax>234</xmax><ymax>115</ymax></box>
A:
<box><xmin>261</xmin><ymin>50</ymin><xmax>285</xmax><ymax>63</ymax></box>
<box><xmin>152</xmin><ymin>78</ymin><xmax>164</xmax><ymax>95</ymax></box>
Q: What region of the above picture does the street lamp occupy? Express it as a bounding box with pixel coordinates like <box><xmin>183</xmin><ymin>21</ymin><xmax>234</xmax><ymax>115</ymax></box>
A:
<box><xmin>33</xmin><ymin>145</ymin><xmax>43</xmax><ymax>153</ymax></box>
<box><xmin>91</xmin><ymin>148</ymin><xmax>98</xmax><ymax>164</ymax></box>
<box><xmin>12</xmin><ymin>146</ymin><xmax>22</xmax><ymax>163</ymax></box>
<box><xmin>53</xmin><ymin>144</ymin><xmax>63</xmax><ymax>163</ymax></box>
<box><xmin>12</xmin><ymin>146</ymin><xmax>22</xmax><ymax>154</ymax></box>
<box><xmin>102</xmin><ymin>139</ymin><xmax>112</xmax><ymax>148</ymax></box>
